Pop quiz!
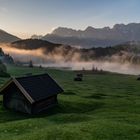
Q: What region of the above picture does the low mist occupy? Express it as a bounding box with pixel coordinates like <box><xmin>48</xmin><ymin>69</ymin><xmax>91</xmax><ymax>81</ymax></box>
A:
<box><xmin>0</xmin><ymin>43</ymin><xmax>140</xmax><ymax>75</ymax></box>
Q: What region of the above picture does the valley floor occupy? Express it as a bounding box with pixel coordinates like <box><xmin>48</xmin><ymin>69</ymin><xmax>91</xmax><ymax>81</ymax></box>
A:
<box><xmin>0</xmin><ymin>65</ymin><xmax>140</xmax><ymax>140</ymax></box>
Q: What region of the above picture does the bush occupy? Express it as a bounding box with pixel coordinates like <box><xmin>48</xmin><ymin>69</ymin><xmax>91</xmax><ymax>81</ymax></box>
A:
<box><xmin>0</xmin><ymin>61</ymin><xmax>10</xmax><ymax>77</ymax></box>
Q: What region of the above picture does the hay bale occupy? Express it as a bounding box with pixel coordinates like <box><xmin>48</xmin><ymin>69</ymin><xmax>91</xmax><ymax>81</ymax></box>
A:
<box><xmin>137</xmin><ymin>77</ymin><xmax>140</xmax><ymax>80</ymax></box>
<box><xmin>74</xmin><ymin>77</ymin><xmax>82</xmax><ymax>81</ymax></box>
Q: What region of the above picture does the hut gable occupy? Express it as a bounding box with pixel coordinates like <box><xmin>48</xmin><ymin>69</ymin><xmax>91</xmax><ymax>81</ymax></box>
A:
<box><xmin>0</xmin><ymin>73</ymin><xmax>64</xmax><ymax>114</ymax></box>
<box><xmin>2</xmin><ymin>82</ymin><xmax>32</xmax><ymax>114</ymax></box>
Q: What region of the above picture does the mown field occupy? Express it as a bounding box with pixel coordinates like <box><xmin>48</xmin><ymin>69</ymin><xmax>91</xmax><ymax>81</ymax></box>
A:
<box><xmin>0</xmin><ymin>65</ymin><xmax>140</xmax><ymax>140</ymax></box>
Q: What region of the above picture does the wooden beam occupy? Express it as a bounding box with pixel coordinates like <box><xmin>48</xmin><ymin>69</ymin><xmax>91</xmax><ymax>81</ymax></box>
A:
<box><xmin>0</xmin><ymin>78</ymin><xmax>13</xmax><ymax>94</ymax></box>
<box><xmin>13</xmin><ymin>78</ymin><xmax>34</xmax><ymax>104</ymax></box>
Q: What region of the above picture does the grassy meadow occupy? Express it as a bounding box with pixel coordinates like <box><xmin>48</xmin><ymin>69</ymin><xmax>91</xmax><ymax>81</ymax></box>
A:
<box><xmin>0</xmin><ymin>65</ymin><xmax>140</xmax><ymax>140</ymax></box>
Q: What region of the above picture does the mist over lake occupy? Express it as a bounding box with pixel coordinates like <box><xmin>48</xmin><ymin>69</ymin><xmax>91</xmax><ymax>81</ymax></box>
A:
<box><xmin>1</xmin><ymin>41</ymin><xmax>140</xmax><ymax>75</ymax></box>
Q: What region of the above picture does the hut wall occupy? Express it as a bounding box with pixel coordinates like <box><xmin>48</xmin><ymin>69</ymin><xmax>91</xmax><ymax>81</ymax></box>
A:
<box><xmin>32</xmin><ymin>95</ymin><xmax>58</xmax><ymax>114</ymax></box>
<box><xmin>3</xmin><ymin>83</ymin><xmax>32</xmax><ymax>114</ymax></box>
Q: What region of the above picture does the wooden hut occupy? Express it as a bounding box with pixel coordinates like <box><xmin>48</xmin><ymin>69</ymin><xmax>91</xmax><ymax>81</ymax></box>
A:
<box><xmin>0</xmin><ymin>74</ymin><xmax>63</xmax><ymax>114</ymax></box>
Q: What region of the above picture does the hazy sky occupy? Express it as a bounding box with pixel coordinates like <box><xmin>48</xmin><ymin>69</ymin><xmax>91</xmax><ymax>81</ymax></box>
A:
<box><xmin>0</xmin><ymin>0</ymin><xmax>140</xmax><ymax>38</ymax></box>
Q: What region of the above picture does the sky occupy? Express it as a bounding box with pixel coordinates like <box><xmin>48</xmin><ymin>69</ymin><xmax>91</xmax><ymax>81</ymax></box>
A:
<box><xmin>0</xmin><ymin>0</ymin><xmax>140</xmax><ymax>39</ymax></box>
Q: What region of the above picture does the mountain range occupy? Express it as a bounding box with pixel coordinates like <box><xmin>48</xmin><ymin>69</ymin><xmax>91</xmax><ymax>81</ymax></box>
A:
<box><xmin>1</xmin><ymin>23</ymin><xmax>140</xmax><ymax>48</ymax></box>
<box><xmin>42</xmin><ymin>23</ymin><xmax>140</xmax><ymax>48</ymax></box>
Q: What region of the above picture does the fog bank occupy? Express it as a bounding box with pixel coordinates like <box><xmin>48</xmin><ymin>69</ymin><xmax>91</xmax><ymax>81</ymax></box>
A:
<box><xmin>0</xmin><ymin>43</ymin><xmax>140</xmax><ymax>75</ymax></box>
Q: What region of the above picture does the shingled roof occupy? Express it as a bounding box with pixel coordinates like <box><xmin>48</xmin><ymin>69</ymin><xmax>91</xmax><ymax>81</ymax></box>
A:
<box><xmin>0</xmin><ymin>73</ymin><xmax>63</xmax><ymax>104</ymax></box>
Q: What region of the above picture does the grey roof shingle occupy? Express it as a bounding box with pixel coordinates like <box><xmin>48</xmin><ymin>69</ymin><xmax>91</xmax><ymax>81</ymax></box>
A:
<box><xmin>15</xmin><ymin>73</ymin><xmax>63</xmax><ymax>102</ymax></box>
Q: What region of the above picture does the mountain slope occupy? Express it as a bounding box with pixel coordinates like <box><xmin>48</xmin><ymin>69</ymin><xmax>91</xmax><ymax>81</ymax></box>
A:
<box><xmin>42</xmin><ymin>34</ymin><xmax>122</xmax><ymax>48</ymax></box>
<box><xmin>11</xmin><ymin>39</ymin><xmax>61</xmax><ymax>50</ymax></box>
<box><xmin>0</xmin><ymin>29</ymin><xmax>20</xmax><ymax>43</ymax></box>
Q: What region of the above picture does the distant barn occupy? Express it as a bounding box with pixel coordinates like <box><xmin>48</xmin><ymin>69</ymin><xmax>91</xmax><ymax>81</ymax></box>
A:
<box><xmin>0</xmin><ymin>74</ymin><xmax>63</xmax><ymax>114</ymax></box>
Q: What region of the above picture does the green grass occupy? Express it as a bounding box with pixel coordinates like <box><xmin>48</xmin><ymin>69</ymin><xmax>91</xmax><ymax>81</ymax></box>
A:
<box><xmin>0</xmin><ymin>65</ymin><xmax>140</xmax><ymax>139</ymax></box>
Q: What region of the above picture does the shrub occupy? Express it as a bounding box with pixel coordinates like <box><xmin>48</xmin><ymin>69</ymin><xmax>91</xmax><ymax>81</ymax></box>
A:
<box><xmin>0</xmin><ymin>61</ymin><xmax>10</xmax><ymax>77</ymax></box>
